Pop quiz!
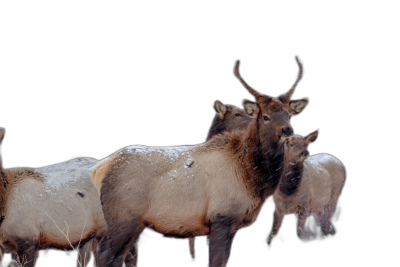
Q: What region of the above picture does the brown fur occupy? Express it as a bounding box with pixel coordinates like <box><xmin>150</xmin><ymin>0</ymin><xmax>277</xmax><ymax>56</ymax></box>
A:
<box><xmin>92</xmin><ymin>58</ymin><xmax>308</xmax><ymax>267</ymax></box>
<box><xmin>206</xmin><ymin>101</ymin><xmax>252</xmax><ymax>141</ymax></box>
<box><xmin>267</xmin><ymin>133</ymin><xmax>346</xmax><ymax>244</ymax></box>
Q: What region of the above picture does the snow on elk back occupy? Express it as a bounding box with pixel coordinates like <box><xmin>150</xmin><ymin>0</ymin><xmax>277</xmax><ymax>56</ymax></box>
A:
<box><xmin>38</xmin><ymin>157</ymin><xmax>98</xmax><ymax>193</ymax></box>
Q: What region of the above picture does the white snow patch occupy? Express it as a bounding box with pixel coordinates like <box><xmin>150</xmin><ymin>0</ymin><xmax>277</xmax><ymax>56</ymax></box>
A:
<box><xmin>126</xmin><ymin>145</ymin><xmax>194</xmax><ymax>161</ymax></box>
<box><xmin>38</xmin><ymin>158</ymin><xmax>98</xmax><ymax>193</ymax></box>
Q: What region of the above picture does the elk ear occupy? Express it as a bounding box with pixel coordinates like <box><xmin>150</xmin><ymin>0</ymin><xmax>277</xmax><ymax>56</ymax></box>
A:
<box><xmin>0</xmin><ymin>128</ymin><xmax>5</xmax><ymax>144</ymax></box>
<box><xmin>289</xmin><ymin>98</ymin><xmax>308</xmax><ymax>115</ymax></box>
<box><xmin>214</xmin><ymin>100</ymin><xmax>227</xmax><ymax>119</ymax></box>
<box><xmin>243</xmin><ymin>99</ymin><xmax>259</xmax><ymax>118</ymax></box>
<box><xmin>305</xmin><ymin>130</ymin><xmax>318</xmax><ymax>144</ymax></box>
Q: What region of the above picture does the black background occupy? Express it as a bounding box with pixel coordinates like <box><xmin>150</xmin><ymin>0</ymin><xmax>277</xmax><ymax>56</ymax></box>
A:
<box><xmin>0</xmin><ymin>7</ymin><xmax>388</xmax><ymax>267</ymax></box>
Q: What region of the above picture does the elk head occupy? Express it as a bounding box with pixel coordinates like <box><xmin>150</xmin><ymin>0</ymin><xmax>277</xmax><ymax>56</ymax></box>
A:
<box><xmin>235</xmin><ymin>57</ymin><xmax>309</xmax><ymax>142</ymax></box>
<box><xmin>207</xmin><ymin>100</ymin><xmax>252</xmax><ymax>140</ymax></box>
<box><xmin>285</xmin><ymin>130</ymin><xmax>319</xmax><ymax>166</ymax></box>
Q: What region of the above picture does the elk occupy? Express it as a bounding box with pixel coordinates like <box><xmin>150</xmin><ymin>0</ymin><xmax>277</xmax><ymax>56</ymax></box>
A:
<box><xmin>0</xmin><ymin>128</ymin><xmax>136</xmax><ymax>267</ymax></box>
<box><xmin>91</xmin><ymin>57</ymin><xmax>309</xmax><ymax>267</ymax></box>
<box><xmin>267</xmin><ymin>131</ymin><xmax>346</xmax><ymax>245</ymax></box>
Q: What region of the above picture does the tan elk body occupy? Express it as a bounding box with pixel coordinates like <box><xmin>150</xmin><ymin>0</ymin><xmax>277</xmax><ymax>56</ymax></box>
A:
<box><xmin>267</xmin><ymin>133</ymin><xmax>346</xmax><ymax>244</ymax></box>
<box><xmin>0</xmin><ymin>128</ymin><xmax>137</xmax><ymax>267</ymax></box>
<box><xmin>91</xmin><ymin>58</ymin><xmax>309</xmax><ymax>267</ymax></box>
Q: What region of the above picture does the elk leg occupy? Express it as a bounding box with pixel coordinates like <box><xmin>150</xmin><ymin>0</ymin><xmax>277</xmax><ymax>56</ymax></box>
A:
<box><xmin>209</xmin><ymin>216</ymin><xmax>236</xmax><ymax>267</ymax></box>
<box><xmin>326</xmin><ymin>201</ymin><xmax>338</xmax><ymax>235</ymax></box>
<box><xmin>106</xmin><ymin>221</ymin><xmax>144</xmax><ymax>267</ymax></box>
<box><xmin>221</xmin><ymin>232</ymin><xmax>236</xmax><ymax>267</ymax></box>
<box><xmin>34</xmin><ymin>251</ymin><xmax>39</xmax><ymax>265</ymax></box>
<box><xmin>297</xmin><ymin>208</ymin><xmax>313</xmax><ymax>240</ymax></box>
<box><xmin>188</xmin><ymin>237</ymin><xmax>195</xmax><ymax>259</ymax></box>
<box><xmin>13</xmin><ymin>241</ymin><xmax>38</xmax><ymax>267</ymax></box>
<box><xmin>123</xmin><ymin>244</ymin><xmax>137</xmax><ymax>267</ymax></box>
<box><xmin>77</xmin><ymin>240</ymin><xmax>92</xmax><ymax>267</ymax></box>
<box><xmin>320</xmin><ymin>206</ymin><xmax>336</xmax><ymax>236</ymax></box>
<box><xmin>267</xmin><ymin>209</ymin><xmax>284</xmax><ymax>245</ymax></box>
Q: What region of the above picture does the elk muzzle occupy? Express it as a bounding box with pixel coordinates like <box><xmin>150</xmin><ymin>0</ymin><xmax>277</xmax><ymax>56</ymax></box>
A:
<box><xmin>282</xmin><ymin>127</ymin><xmax>293</xmax><ymax>137</ymax></box>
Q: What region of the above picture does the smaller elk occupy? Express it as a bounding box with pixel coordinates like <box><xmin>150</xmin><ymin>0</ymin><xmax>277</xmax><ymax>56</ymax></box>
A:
<box><xmin>0</xmin><ymin>127</ymin><xmax>136</xmax><ymax>267</ymax></box>
<box><xmin>267</xmin><ymin>131</ymin><xmax>346</xmax><ymax>244</ymax></box>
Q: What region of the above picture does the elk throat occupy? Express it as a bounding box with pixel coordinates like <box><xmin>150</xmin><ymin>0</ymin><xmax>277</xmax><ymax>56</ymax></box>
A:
<box><xmin>242</xmin><ymin>123</ymin><xmax>286</xmax><ymax>200</ymax></box>
<box><xmin>279</xmin><ymin>162</ymin><xmax>303</xmax><ymax>196</ymax></box>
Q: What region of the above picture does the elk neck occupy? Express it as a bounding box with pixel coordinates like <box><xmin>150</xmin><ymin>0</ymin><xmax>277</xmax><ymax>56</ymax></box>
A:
<box><xmin>278</xmin><ymin>160</ymin><xmax>304</xmax><ymax>196</ymax></box>
<box><xmin>0</xmin><ymin>168</ymin><xmax>41</xmax><ymax>227</ymax></box>
<box><xmin>206</xmin><ymin>115</ymin><xmax>226</xmax><ymax>141</ymax></box>
<box><xmin>235</xmin><ymin>119</ymin><xmax>286</xmax><ymax>200</ymax></box>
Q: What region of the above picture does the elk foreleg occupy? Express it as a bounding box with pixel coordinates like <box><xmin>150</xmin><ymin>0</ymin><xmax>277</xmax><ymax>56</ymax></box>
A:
<box><xmin>267</xmin><ymin>209</ymin><xmax>284</xmax><ymax>245</ymax></box>
<box><xmin>221</xmin><ymin>232</ymin><xmax>236</xmax><ymax>267</ymax></box>
<box><xmin>13</xmin><ymin>241</ymin><xmax>38</xmax><ymax>267</ymax></box>
<box><xmin>77</xmin><ymin>240</ymin><xmax>92</xmax><ymax>267</ymax></box>
<box><xmin>123</xmin><ymin>244</ymin><xmax>137</xmax><ymax>267</ymax></box>
<box><xmin>98</xmin><ymin>220</ymin><xmax>144</xmax><ymax>267</ymax></box>
<box><xmin>209</xmin><ymin>216</ymin><xmax>236</xmax><ymax>267</ymax></box>
<box><xmin>297</xmin><ymin>208</ymin><xmax>314</xmax><ymax>240</ymax></box>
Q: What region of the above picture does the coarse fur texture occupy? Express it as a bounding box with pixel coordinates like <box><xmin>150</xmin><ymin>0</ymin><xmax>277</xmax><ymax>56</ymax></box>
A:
<box><xmin>0</xmin><ymin>128</ymin><xmax>136</xmax><ymax>267</ymax></box>
<box><xmin>0</xmin><ymin>156</ymin><xmax>106</xmax><ymax>267</ymax></box>
<box><xmin>267</xmin><ymin>133</ymin><xmax>346</xmax><ymax>245</ymax></box>
<box><xmin>92</xmin><ymin>57</ymin><xmax>308</xmax><ymax>267</ymax></box>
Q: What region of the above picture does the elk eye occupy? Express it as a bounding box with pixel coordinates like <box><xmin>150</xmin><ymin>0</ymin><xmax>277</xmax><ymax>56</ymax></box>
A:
<box><xmin>235</xmin><ymin>113</ymin><xmax>241</xmax><ymax>117</ymax></box>
<box><xmin>289</xmin><ymin>115</ymin><xmax>292</xmax><ymax>119</ymax></box>
<box><xmin>289</xmin><ymin>144</ymin><xmax>294</xmax><ymax>147</ymax></box>
<box><xmin>264</xmin><ymin>116</ymin><xmax>270</xmax><ymax>121</ymax></box>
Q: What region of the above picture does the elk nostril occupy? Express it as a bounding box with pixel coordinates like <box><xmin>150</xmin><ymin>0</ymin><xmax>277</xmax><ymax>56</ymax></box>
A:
<box><xmin>282</xmin><ymin>127</ymin><xmax>293</xmax><ymax>136</ymax></box>
<box><xmin>302</xmin><ymin>150</ymin><xmax>309</xmax><ymax>157</ymax></box>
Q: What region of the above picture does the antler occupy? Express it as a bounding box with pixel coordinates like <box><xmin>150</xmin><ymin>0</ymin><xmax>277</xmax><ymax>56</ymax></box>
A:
<box><xmin>282</xmin><ymin>56</ymin><xmax>303</xmax><ymax>100</ymax></box>
<box><xmin>234</xmin><ymin>60</ymin><xmax>262</xmax><ymax>99</ymax></box>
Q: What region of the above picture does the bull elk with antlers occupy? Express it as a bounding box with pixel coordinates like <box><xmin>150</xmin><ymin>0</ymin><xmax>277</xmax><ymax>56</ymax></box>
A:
<box><xmin>91</xmin><ymin>57</ymin><xmax>308</xmax><ymax>267</ymax></box>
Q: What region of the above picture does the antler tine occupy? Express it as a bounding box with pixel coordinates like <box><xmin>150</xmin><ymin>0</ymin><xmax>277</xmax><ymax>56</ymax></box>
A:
<box><xmin>234</xmin><ymin>60</ymin><xmax>261</xmax><ymax>99</ymax></box>
<box><xmin>290</xmin><ymin>56</ymin><xmax>304</xmax><ymax>91</ymax></box>
<box><xmin>284</xmin><ymin>56</ymin><xmax>303</xmax><ymax>99</ymax></box>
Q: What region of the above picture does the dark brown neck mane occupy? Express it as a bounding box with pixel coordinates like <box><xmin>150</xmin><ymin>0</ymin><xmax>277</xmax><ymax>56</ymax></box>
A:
<box><xmin>206</xmin><ymin>114</ymin><xmax>225</xmax><ymax>141</ymax></box>
<box><xmin>207</xmin><ymin>119</ymin><xmax>285</xmax><ymax>200</ymax></box>
<box><xmin>279</xmin><ymin>160</ymin><xmax>304</xmax><ymax>196</ymax></box>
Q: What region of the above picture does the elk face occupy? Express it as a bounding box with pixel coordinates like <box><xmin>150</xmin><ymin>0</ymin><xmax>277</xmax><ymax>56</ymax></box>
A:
<box><xmin>214</xmin><ymin>100</ymin><xmax>252</xmax><ymax>132</ymax></box>
<box><xmin>235</xmin><ymin>57</ymin><xmax>309</xmax><ymax>141</ymax></box>
<box><xmin>207</xmin><ymin>101</ymin><xmax>252</xmax><ymax>141</ymax></box>
<box><xmin>285</xmin><ymin>131</ymin><xmax>318</xmax><ymax>165</ymax></box>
